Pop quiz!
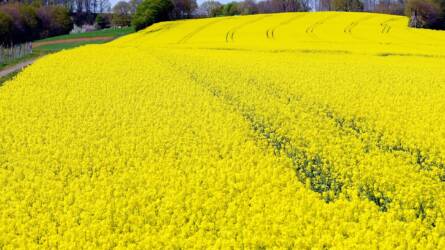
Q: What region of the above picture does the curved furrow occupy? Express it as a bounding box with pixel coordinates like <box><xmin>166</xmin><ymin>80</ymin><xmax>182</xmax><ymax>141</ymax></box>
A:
<box><xmin>179</xmin><ymin>18</ymin><xmax>229</xmax><ymax>44</ymax></box>
<box><xmin>225</xmin><ymin>15</ymin><xmax>269</xmax><ymax>43</ymax></box>
<box><xmin>305</xmin><ymin>14</ymin><xmax>339</xmax><ymax>41</ymax></box>
<box><xmin>265</xmin><ymin>13</ymin><xmax>307</xmax><ymax>39</ymax></box>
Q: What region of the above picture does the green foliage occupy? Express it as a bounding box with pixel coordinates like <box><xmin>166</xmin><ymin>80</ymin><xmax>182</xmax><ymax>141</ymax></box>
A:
<box><xmin>132</xmin><ymin>0</ymin><xmax>174</xmax><ymax>31</ymax></box>
<box><xmin>222</xmin><ymin>2</ymin><xmax>240</xmax><ymax>16</ymax></box>
<box><xmin>0</xmin><ymin>4</ymin><xmax>72</xmax><ymax>45</ymax></box>
<box><xmin>49</xmin><ymin>6</ymin><xmax>73</xmax><ymax>36</ymax></box>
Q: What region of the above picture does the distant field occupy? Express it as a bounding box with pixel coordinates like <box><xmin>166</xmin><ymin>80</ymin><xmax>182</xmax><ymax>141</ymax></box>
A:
<box><xmin>35</xmin><ymin>40</ymin><xmax>110</xmax><ymax>52</ymax></box>
<box><xmin>36</xmin><ymin>27</ymin><xmax>135</xmax><ymax>42</ymax></box>
<box><xmin>1</xmin><ymin>12</ymin><xmax>445</xmax><ymax>248</ymax></box>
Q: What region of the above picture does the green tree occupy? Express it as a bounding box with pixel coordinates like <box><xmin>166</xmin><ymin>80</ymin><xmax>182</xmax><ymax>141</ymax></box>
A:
<box><xmin>222</xmin><ymin>2</ymin><xmax>240</xmax><ymax>16</ymax></box>
<box><xmin>132</xmin><ymin>0</ymin><xmax>174</xmax><ymax>31</ymax></box>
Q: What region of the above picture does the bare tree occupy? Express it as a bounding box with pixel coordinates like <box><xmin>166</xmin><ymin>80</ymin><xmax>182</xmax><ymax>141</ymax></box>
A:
<box><xmin>257</xmin><ymin>0</ymin><xmax>311</xmax><ymax>13</ymax></box>
<box><xmin>98</xmin><ymin>0</ymin><xmax>111</xmax><ymax>13</ymax></box>
<box><xmin>199</xmin><ymin>0</ymin><xmax>223</xmax><ymax>16</ymax></box>
<box><xmin>172</xmin><ymin>0</ymin><xmax>198</xmax><ymax>18</ymax></box>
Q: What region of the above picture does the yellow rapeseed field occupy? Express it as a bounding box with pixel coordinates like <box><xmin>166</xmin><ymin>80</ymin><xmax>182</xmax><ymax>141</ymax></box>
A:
<box><xmin>1</xmin><ymin>12</ymin><xmax>445</xmax><ymax>248</ymax></box>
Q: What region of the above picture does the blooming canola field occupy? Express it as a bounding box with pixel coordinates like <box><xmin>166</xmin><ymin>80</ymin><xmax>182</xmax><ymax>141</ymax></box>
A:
<box><xmin>1</xmin><ymin>12</ymin><xmax>445</xmax><ymax>248</ymax></box>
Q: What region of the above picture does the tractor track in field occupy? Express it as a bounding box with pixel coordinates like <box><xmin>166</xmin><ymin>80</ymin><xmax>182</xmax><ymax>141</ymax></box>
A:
<box><xmin>227</xmin><ymin>64</ymin><xmax>445</xmax><ymax>216</ymax></box>
<box><xmin>380</xmin><ymin>17</ymin><xmax>400</xmax><ymax>34</ymax></box>
<box><xmin>305</xmin><ymin>14</ymin><xmax>339</xmax><ymax>41</ymax></box>
<box><xmin>225</xmin><ymin>69</ymin><xmax>444</xmax><ymax>216</ymax></box>
<box><xmin>178</xmin><ymin>18</ymin><xmax>230</xmax><ymax>44</ymax></box>
<box><xmin>214</xmin><ymin>54</ymin><xmax>445</xmax><ymax>184</ymax></box>
<box><xmin>142</xmin><ymin>23</ymin><xmax>176</xmax><ymax>36</ymax></box>
<box><xmin>343</xmin><ymin>15</ymin><xmax>375</xmax><ymax>41</ymax></box>
<box><xmin>175</xmin><ymin>60</ymin><xmax>395</xmax><ymax>211</ymax></box>
<box><xmin>159</xmin><ymin>49</ymin><xmax>445</xmax><ymax>218</ymax></box>
<box><xmin>266</xmin><ymin>13</ymin><xmax>307</xmax><ymax>39</ymax></box>
<box><xmin>153</xmin><ymin>54</ymin><xmax>344</xmax><ymax>203</ymax></box>
<box><xmin>378</xmin><ymin>16</ymin><xmax>423</xmax><ymax>47</ymax></box>
<box><xmin>225</xmin><ymin>16</ymin><xmax>269</xmax><ymax>43</ymax></box>
<box><xmin>152</xmin><ymin>52</ymin><xmax>413</xmax><ymax>212</ymax></box>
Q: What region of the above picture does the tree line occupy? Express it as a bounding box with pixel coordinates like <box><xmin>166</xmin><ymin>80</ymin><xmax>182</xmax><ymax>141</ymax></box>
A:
<box><xmin>0</xmin><ymin>4</ymin><xmax>72</xmax><ymax>46</ymax></box>
<box><xmin>132</xmin><ymin>0</ymin><xmax>445</xmax><ymax>30</ymax></box>
<box><xmin>1</xmin><ymin>0</ymin><xmax>445</xmax><ymax>47</ymax></box>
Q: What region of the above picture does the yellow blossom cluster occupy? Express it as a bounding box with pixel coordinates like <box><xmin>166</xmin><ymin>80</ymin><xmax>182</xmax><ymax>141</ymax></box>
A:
<box><xmin>1</xmin><ymin>12</ymin><xmax>445</xmax><ymax>248</ymax></box>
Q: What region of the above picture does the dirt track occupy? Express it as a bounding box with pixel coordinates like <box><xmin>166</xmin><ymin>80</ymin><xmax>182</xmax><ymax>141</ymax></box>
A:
<box><xmin>0</xmin><ymin>58</ymin><xmax>39</xmax><ymax>79</ymax></box>
<box><xmin>32</xmin><ymin>37</ymin><xmax>113</xmax><ymax>48</ymax></box>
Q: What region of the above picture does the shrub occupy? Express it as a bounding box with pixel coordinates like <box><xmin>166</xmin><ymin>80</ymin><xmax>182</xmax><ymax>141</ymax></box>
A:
<box><xmin>37</xmin><ymin>5</ymin><xmax>73</xmax><ymax>38</ymax></box>
<box><xmin>132</xmin><ymin>0</ymin><xmax>174</xmax><ymax>31</ymax></box>
<box><xmin>406</xmin><ymin>0</ymin><xmax>442</xmax><ymax>28</ymax></box>
<box><xmin>0</xmin><ymin>4</ymin><xmax>72</xmax><ymax>45</ymax></box>
<box><xmin>96</xmin><ymin>14</ymin><xmax>111</xmax><ymax>29</ymax></box>
<box><xmin>112</xmin><ymin>14</ymin><xmax>132</xmax><ymax>27</ymax></box>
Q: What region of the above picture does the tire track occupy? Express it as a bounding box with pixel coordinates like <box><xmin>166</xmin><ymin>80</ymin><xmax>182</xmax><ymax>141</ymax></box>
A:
<box><xmin>160</xmin><ymin>50</ymin><xmax>445</xmax><ymax>217</ymax></box>
<box><xmin>154</xmin><ymin>54</ymin><xmax>344</xmax><ymax>203</ymax></box>
<box><xmin>380</xmin><ymin>17</ymin><xmax>400</xmax><ymax>34</ymax></box>
<box><xmin>378</xmin><ymin>17</ymin><xmax>419</xmax><ymax>47</ymax></box>
<box><xmin>178</xmin><ymin>18</ymin><xmax>229</xmax><ymax>44</ymax></box>
<box><xmin>265</xmin><ymin>13</ymin><xmax>307</xmax><ymax>39</ymax></box>
<box><xmin>235</xmin><ymin>68</ymin><xmax>444</xmax><ymax>216</ymax></box>
<box><xmin>242</xmin><ymin>73</ymin><xmax>443</xmax><ymax>215</ymax></box>
<box><xmin>305</xmin><ymin>14</ymin><xmax>339</xmax><ymax>40</ymax></box>
<box><xmin>225</xmin><ymin>16</ymin><xmax>269</xmax><ymax>43</ymax></box>
<box><xmin>152</xmin><ymin>51</ymin><xmax>407</xmax><ymax>211</ymax></box>
<box><xmin>142</xmin><ymin>23</ymin><xmax>176</xmax><ymax>36</ymax></box>
<box><xmin>343</xmin><ymin>14</ymin><xmax>375</xmax><ymax>40</ymax></box>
